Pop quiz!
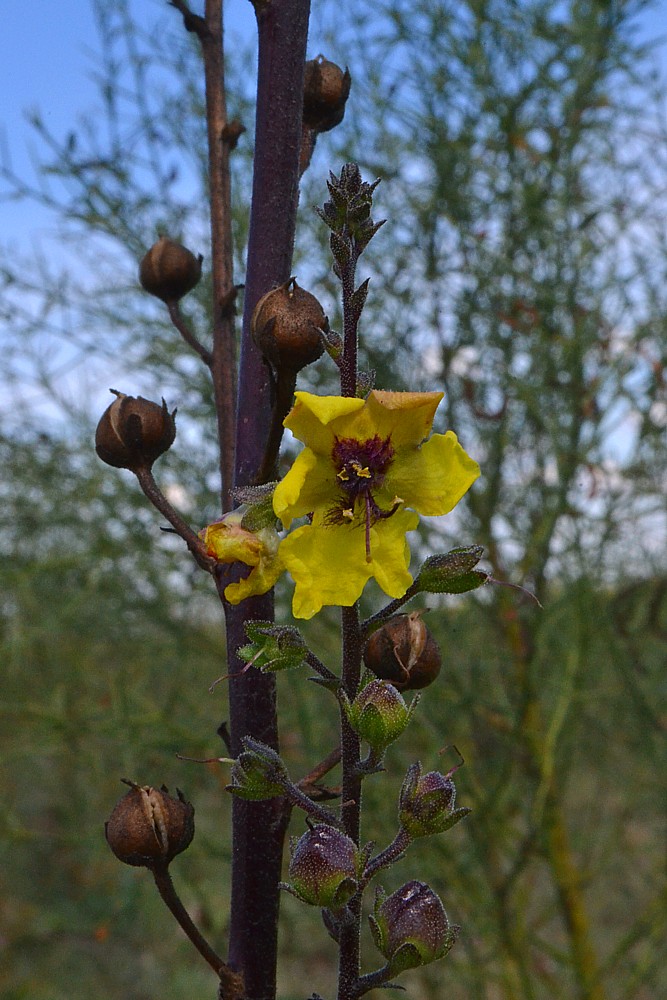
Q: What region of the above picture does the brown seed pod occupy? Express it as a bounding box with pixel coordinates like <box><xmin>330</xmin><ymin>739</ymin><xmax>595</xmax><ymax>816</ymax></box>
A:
<box><xmin>363</xmin><ymin>612</ymin><xmax>442</xmax><ymax>691</ymax></box>
<box><xmin>251</xmin><ymin>277</ymin><xmax>328</xmax><ymax>372</ymax></box>
<box><xmin>105</xmin><ymin>781</ymin><xmax>194</xmax><ymax>868</ymax></box>
<box><xmin>139</xmin><ymin>236</ymin><xmax>203</xmax><ymax>302</ymax></box>
<box><xmin>95</xmin><ymin>390</ymin><xmax>176</xmax><ymax>472</ymax></box>
<box><xmin>303</xmin><ymin>56</ymin><xmax>351</xmax><ymax>133</ymax></box>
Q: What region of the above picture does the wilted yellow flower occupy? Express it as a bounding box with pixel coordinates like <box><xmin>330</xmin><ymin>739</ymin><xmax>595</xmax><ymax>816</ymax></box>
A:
<box><xmin>200</xmin><ymin>509</ymin><xmax>283</xmax><ymax>604</ymax></box>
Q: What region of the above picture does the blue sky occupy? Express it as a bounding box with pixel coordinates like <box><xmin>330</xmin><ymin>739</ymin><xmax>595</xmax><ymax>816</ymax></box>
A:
<box><xmin>2</xmin><ymin>0</ymin><xmax>666</xmax><ymax>249</ymax></box>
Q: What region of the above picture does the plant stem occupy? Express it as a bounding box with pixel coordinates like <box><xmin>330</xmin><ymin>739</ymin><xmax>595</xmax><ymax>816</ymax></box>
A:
<box><xmin>337</xmin><ymin>603</ymin><xmax>363</xmax><ymax>1000</ymax></box>
<box><xmin>362</xmin><ymin>827</ymin><xmax>411</xmax><ymax>885</ymax></box>
<box><xmin>256</xmin><ymin>367</ymin><xmax>297</xmax><ymax>484</ymax></box>
<box><xmin>134</xmin><ymin>466</ymin><xmax>214</xmax><ymax>571</ymax></box>
<box><xmin>340</xmin><ymin>249</ymin><xmax>362</xmax><ymax>398</ymax></box>
<box><xmin>150</xmin><ymin>862</ymin><xmax>243</xmax><ymax>999</ymax></box>
<box><xmin>200</xmin><ymin>0</ymin><xmax>238</xmax><ymax>512</ymax></box>
<box><xmin>167</xmin><ymin>300</ymin><xmax>213</xmax><ymax>366</ymax></box>
<box><xmin>223</xmin><ymin>1</ymin><xmax>311</xmax><ymax>998</ymax></box>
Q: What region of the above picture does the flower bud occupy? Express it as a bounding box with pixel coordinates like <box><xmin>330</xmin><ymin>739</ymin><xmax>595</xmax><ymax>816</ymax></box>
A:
<box><xmin>364</xmin><ymin>612</ymin><xmax>441</xmax><ymax>691</ymax></box>
<box><xmin>251</xmin><ymin>278</ymin><xmax>327</xmax><ymax>372</ymax></box>
<box><xmin>285</xmin><ymin>825</ymin><xmax>360</xmax><ymax>909</ymax></box>
<box><xmin>105</xmin><ymin>781</ymin><xmax>194</xmax><ymax>868</ymax></box>
<box><xmin>227</xmin><ymin>738</ymin><xmax>288</xmax><ymax>801</ymax></box>
<box><xmin>95</xmin><ymin>390</ymin><xmax>176</xmax><ymax>472</ymax></box>
<box><xmin>343</xmin><ymin>678</ymin><xmax>415</xmax><ymax>754</ymax></box>
<box><xmin>139</xmin><ymin>236</ymin><xmax>202</xmax><ymax>302</ymax></box>
<box><xmin>399</xmin><ymin>762</ymin><xmax>470</xmax><ymax>839</ymax></box>
<box><xmin>303</xmin><ymin>56</ymin><xmax>351</xmax><ymax>133</ymax></box>
<box><xmin>369</xmin><ymin>881</ymin><xmax>458</xmax><ymax>974</ymax></box>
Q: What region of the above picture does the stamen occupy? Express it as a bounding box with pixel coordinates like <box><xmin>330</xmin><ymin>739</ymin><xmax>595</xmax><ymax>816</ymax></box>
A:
<box><xmin>351</xmin><ymin>462</ymin><xmax>372</xmax><ymax>479</ymax></box>
<box><xmin>342</xmin><ymin>508</ymin><xmax>354</xmax><ymax>520</ymax></box>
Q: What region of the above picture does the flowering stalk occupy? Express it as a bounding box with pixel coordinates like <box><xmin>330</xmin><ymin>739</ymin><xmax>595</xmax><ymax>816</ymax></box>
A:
<box><xmin>221</xmin><ymin>1</ymin><xmax>312</xmax><ymax>997</ymax></box>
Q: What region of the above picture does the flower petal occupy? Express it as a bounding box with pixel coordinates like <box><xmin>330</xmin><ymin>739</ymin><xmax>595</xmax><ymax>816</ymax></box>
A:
<box><xmin>366</xmin><ymin>391</ymin><xmax>443</xmax><ymax>448</ymax></box>
<box><xmin>279</xmin><ymin>509</ymin><xmax>418</xmax><ymax>619</ymax></box>
<box><xmin>383</xmin><ymin>432</ymin><xmax>480</xmax><ymax>516</ymax></box>
<box><xmin>273</xmin><ymin>448</ymin><xmax>334</xmax><ymax>528</ymax></box>
<box><xmin>279</xmin><ymin>523</ymin><xmax>374</xmax><ymax>618</ymax></box>
<box><xmin>369</xmin><ymin>510</ymin><xmax>419</xmax><ymax>597</ymax></box>
<box><xmin>224</xmin><ymin>552</ymin><xmax>284</xmax><ymax>604</ymax></box>
<box><xmin>284</xmin><ymin>392</ymin><xmax>366</xmax><ymax>453</ymax></box>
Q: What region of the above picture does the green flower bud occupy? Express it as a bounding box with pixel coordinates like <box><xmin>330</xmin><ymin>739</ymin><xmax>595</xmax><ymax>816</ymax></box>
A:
<box><xmin>226</xmin><ymin>738</ymin><xmax>287</xmax><ymax>801</ymax></box>
<box><xmin>369</xmin><ymin>881</ymin><xmax>458</xmax><ymax>974</ymax></box>
<box><xmin>399</xmin><ymin>762</ymin><xmax>470</xmax><ymax>838</ymax></box>
<box><xmin>285</xmin><ymin>825</ymin><xmax>360</xmax><ymax>910</ymax></box>
<box><xmin>343</xmin><ymin>678</ymin><xmax>416</xmax><ymax>754</ymax></box>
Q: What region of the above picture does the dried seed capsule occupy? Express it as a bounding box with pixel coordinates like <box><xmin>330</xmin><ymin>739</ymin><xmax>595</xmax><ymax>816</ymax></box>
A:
<box><xmin>105</xmin><ymin>781</ymin><xmax>194</xmax><ymax>868</ymax></box>
<box><xmin>252</xmin><ymin>278</ymin><xmax>328</xmax><ymax>372</ymax></box>
<box><xmin>303</xmin><ymin>56</ymin><xmax>351</xmax><ymax>133</ymax></box>
<box><xmin>363</xmin><ymin>612</ymin><xmax>442</xmax><ymax>691</ymax></box>
<box><xmin>139</xmin><ymin>236</ymin><xmax>202</xmax><ymax>302</ymax></box>
<box><xmin>95</xmin><ymin>390</ymin><xmax>176</xmax><ymax>472</ymax></box>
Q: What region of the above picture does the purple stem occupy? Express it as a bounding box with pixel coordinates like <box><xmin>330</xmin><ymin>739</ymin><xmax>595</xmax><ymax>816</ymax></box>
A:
<box><xmin>223</xmin><ymin>2</ymin><xmax>311</xmax><ymax>998</ymax></box>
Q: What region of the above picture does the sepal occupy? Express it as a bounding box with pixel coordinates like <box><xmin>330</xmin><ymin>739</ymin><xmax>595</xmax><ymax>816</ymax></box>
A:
<box><xmin>238</xmin><ymin>621</ymin><xmax>308</xmax><ymax>673</ymax></box>
<box><xmin>226</xmin><ymin>737</ymin><xmax>288</xmax><ymax>801</ymax></box>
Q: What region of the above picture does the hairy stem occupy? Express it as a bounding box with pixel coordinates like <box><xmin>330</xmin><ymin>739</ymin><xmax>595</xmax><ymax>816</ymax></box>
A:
<box><xmin>223</xmin><ymin>1</ymin><xmax>312</xmax><ymax>998</ymax></box>
<box><xmin>337</xmin><ymin>603</ymin><xmax>363</xmax><ymax>1000</ymax></box>
<box><xmin>339</xmin><ymin>249</ymin><xmax>362</xmax><ymax>398</ymax></box>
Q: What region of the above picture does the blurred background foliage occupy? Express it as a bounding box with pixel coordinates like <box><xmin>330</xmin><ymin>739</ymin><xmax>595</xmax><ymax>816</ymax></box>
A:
<box><xmin>1</xmin><ymin>0</ymin><xmax>665</xmax><ymax>998</ymax></box>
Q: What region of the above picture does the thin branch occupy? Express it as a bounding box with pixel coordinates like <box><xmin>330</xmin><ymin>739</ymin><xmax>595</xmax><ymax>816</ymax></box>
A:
<box><xmin>167</xmin><ymin>300</ymin><xmax>213</xmax><ymax>366</ymax></box>
<box><xmin>134</xmin><ymin>466</ymin><xmax>215</xmax><ymax>572</ymax></box>
<box><xmin>150</xmin><ymin>862</ymin><xmax>244</xmax><ymax>1000</ymax></box>
<box><xmin>360</xmin><ymin>581</ymin><xmax>420</xmax><ymax>634</ymax></box>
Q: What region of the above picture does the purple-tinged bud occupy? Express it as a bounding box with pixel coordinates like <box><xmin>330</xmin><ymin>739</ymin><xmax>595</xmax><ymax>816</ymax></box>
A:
<box><xmin>343</xmin><ymin>678</ymin><xmax>416</xmax><ymax>753</ymax></box>
<box><xmin>369</xmin><ymin>881</ymin><xmax>458</xmax><ymax>973</ymax></box>
<box><xmin>399</xmin><ymin>762</ymin><xmax>470</xmax><ymax>839</ymax></box>
<box><xmin>303</xmin><ymin>56</ymin><xmax>351</xmax><ymax>133</ymax></box>
<box><xmin>364</xmin><ymin>612</ymin><xmax>442</xmax><ymax>691</ymax></box>
<box><xmin>139</xmin><ymin>236</ymin><xmax>202</xmax><ymax>302</ymax></box>
<box><xmin>105</xmin><ymin>781</ymin><xmax>194</xmax><ymax>868</ymax></box>
<box><xmin>251</xmin><ymin>278</ymin><xmax>328</xmax><ymax>372</ymax></box>
<box><xmin>95</xmin><ymin>390</ymin><xmax>176</xmax><ymax>473</ymax></box>
<box><xmin>285</xmin><ymin>825</ymin><xmax>360</xmax><ymax>910</ymax></box>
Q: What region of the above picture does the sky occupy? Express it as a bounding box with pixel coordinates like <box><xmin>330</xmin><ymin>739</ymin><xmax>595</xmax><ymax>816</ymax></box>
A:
<box><xmin>2</xmin><ymin>0</ymin><xmax>667</xmax><ymax>250</ymax></box>
<box><xmin>2</xmin><ymin>0</ymin><xmax>666</xmax><ymax>252</ymax></box>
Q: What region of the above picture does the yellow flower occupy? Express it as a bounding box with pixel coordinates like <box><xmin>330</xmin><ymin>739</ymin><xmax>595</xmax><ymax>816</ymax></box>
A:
<box><xmin>274</xmin><ymin>391</ymin><xmax>480</xmax><ymax>618</ymax></box>
<box><xmin>200</xmin><ymin>509</ymin><xmax>283</xmax><ymax>604</ymax></box>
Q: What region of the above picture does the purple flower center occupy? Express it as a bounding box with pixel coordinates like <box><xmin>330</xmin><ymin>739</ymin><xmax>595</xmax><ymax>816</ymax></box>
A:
<box><xmin>328</xmin><ymin>435</ymin><xmax>400</xmax><ymax>561</ymax></box>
